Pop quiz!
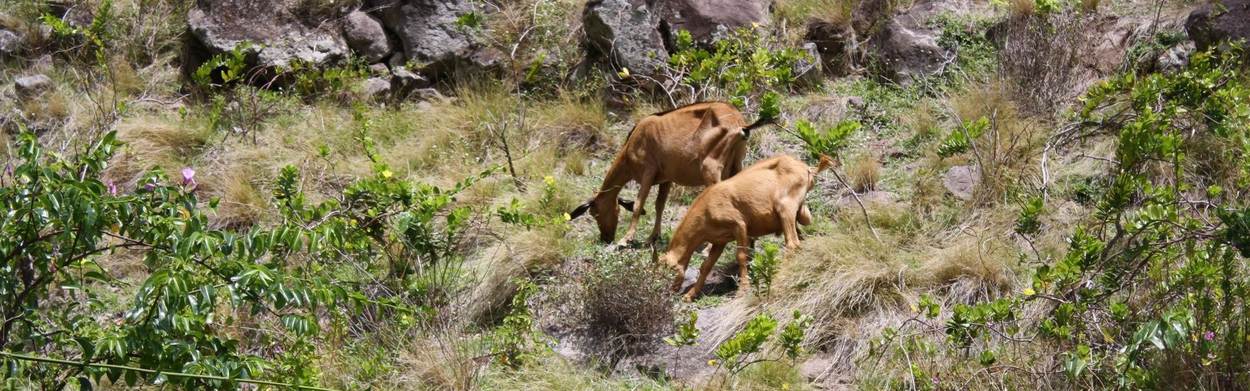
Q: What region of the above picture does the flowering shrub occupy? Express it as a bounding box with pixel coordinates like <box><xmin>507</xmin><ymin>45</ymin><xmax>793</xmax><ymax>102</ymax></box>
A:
<box><xmin>0</xmin><ymin>129</ymin><xmax>486</xmax><ymax>388</ymax></box>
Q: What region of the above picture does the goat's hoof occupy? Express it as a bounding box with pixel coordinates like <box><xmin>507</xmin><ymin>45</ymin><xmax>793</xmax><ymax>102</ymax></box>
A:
<box><xmin>682</xmin><ymin>293</ymin><xmax>697</xmax><ymax>302</ymax></box>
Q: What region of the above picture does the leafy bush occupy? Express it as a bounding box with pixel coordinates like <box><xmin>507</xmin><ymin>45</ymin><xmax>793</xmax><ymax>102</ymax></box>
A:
<box><xmin>868</xmin><ymin>45</ymin><xmax>1250</xmax><ymax>389</ymax></box>
<box><xmin>666</xmin><ymin>27</ymin><xmax>811</xmax><ymax>111</ymax></box>
<box><xmin>748</xmin><ymin>243</ymin><xmax>782</xmax><ymax>297</ymax></box>
<box><xmin>0</xmin><ymin>128</ymin><xmax>488</xmax><ymax>388</ymax></box>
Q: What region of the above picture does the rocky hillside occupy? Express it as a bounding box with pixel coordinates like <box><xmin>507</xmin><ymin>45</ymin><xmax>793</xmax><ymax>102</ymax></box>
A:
<box><xmin>2</xmin><ymin>0</ymin><xmax>1250</xmax><ymax>389</ymax></box>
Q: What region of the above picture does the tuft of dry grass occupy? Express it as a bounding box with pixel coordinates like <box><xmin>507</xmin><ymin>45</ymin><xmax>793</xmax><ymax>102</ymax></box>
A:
<box><xmin>948</xmin><ymin>81</ymin><xmax>1045</xmax><ymax>205</ymax></box>
<box><xmin>913</xmin><ymin>235</ymin><xmax>1016</xmax><ymax>304</ymax></box>
<box><xmin>207</xmin><ymin>168</ymin><xmax>269</xmax><ymax>229</ymax></box>
<box><xmin>776</xmin><ymin>0</ymin><xmax>854</xmax><ymax>26</ymax></box>
<box><xmin>847</xmin><ymin>154</ymin><xmax>881</xmax><ymax>192</ymax></box>
<box><xmin>1007</xmin><ymin>0</ymin><xmax>1036</xmax><ymax>18</ymax></box>
<box><xmin>771</xmin><ymin>230</ymin><xmax>910</xmax><ymax>347</ymax></box>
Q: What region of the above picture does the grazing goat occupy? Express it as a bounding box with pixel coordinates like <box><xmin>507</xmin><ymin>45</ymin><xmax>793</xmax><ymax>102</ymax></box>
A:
<box><xmin>659</xmin><ymin>154</ymin><xmax>834</xmax><ymax>300</ymax></box>
<box><xmin>570</xmin><ymin>102</ymin><xmax>773</xmax><ymax>245</ymax></box>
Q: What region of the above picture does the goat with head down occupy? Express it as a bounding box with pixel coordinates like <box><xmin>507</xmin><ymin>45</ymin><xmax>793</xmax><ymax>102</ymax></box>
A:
<box><xmin>570</xmin><ymin>102</ymin><xmax>773</xmax><ymax>245</ymax></box>
<box><xmin>659</xmin><ymin>154</ymin><xmax>834</xmax><ymax>300</ymax></box>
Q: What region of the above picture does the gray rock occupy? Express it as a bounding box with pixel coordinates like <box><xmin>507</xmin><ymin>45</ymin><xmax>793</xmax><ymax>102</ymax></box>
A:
<box><xmin>1186</xmin><ymin>0</ymin><xmax>1250</xmax><ymax>51</ymax></box>
<box><xmin>582</xmin><ymin>0</ymin><xmax>669</xmax><ymax>78</ymax></box>
<box><xmin>412</xmin><ymin>88</ymin><xmax>445</xmax><ymax>102</ymax></box>
<box><xmin>0</xmin><ymin>29</ymin><xmax>22</xmax><ymax>57</ymax></box>
<box><xmin>368</xmin><ymin>62</ymin><xmax>390</xmax><ymax>76</ymax></box>
<box><xmin>361</xmin><ymin>77</ymin><xmax>391</xmax><ymax>99</ymax></box>
<box><xmin>373</xmin><ymin>0</ymin><xmax>498</xmax><ymax>77</ymax></box>
<box><xmin>805</xmin><ymin>19</ymin><xmax>855</xmax><ymax>76</ymax></box>
<box><xmin>389</xmin><ymin>64</ymin><xmax>428</xmax><ymax>98</ymax></box>
<box><xmin>837</xmin><ymin>191</ymin><xmax>898</xmax><ymax>210</ymax></box>
<box><xmin>655</xmin><ymin>0</ymin><xmax>772</xmax><ymax>43</ymax></box>
<box><xmin>794</xmin><ymin>42</ymin><xmax>823</xmax><ymax>85</ymax></box>
<box><xmin>15</xmin><ymin>74</ymin><xmax>53</xmax><ymax>99</ymax></box>
<box><xmin>943</xmin><ymin>165</ymin><xmax>980</xmax><ymax>201</ymax></box>
<box><xmin>870</xmin><ymin>18</ymin><xmax>948</xmax><ymax>84</ymax></box>
<box><xmin>187</xmin><ymin>0</ymin><xmax>348</xmax><ymax>68</ymax></box>
<box><xmin>1155</xmin><ymin>41</ymin><xmax>1195</xmax><ymax>72</ymax></box>
<box><xmin>342</xmin><ymin>10</ymin><xmax>392</xmax><ymax>63</ymax></box>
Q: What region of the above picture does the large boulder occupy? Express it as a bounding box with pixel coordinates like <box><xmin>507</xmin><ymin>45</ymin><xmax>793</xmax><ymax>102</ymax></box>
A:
<box><xmin>372</xmin><ymin>0</ymin><xmax>501</xmax><ymax>78</ymax></box>
<box><xmin>188</xmin><ymin>0</ymin><xmax>348</xmax><ymax>68</ymax></box>
<box><xmin>1186</xmin><ymin>0</ymin><xmax>1250</xmax><ymax>51</ymax></box>
<box><xmin>342</xmin><ymin>10</ymin><xmax>393</xmax><ymax>63</ymax></box>
<box><xmin>804</xmin><ymin>19</ymin><xmax>855</xmax><ymax>76</ymax></box>
<box><xmin>943</xmin><ymin>165</ymin><xmax>980</xmax><ymax>201</ymax></box>
<box><xmin>583</xmin><ymin>0</ymin><xmax>669</xmax><ymax>77</ymax></box>
<box><xmin>867</xmin><ymin>2</ymin><xmax>951</xmax><ymax>84</ymax></box>
<box><xmin>654</xmin><ymin>0</ymin><xmax>772</xmax><ymax>43</ymax></box>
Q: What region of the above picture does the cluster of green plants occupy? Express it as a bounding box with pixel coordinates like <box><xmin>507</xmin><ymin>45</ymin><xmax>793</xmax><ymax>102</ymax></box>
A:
<box><xmin>865</xmin><ymin>45</ymin><xmax>1250</xmax><ymax>388</ymax></box>
<box><xmin>667</xmin><ymin>26</ymin><xmax>811</xmax><ymax>111</ymax></box>
<box><xmin>706</xmin><ymin>310</ymin><xmax>811</xmax><ymax>387</ymax></box>
<box><xmin>0</xmin><ymin>124</ymin><xmax>492</xmax><ymax>388</ymax></box>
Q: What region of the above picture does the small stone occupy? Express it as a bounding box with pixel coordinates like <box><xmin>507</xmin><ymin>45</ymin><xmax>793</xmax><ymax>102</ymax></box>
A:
<box><xmin>943</xmin><ymin>165</ymin><xmax>980</xmax><ymax>201</ymax></box>
<box><xmin>15</xmin><ymin>74</ymin><xmax>53</xmax><ymax>99</ymax></box>
<box><xmin>0</xmin><ymin>29</ymin><xmax>22</xmax><ymax>57</ymax></box>
<box><xmin>368</xmin><ymin>63</ymin><xmax>389</xmax><ymax>76</ymax></box>
<box><xmin>362</xmin><ymin>77</ymin><xmax>391</xmax><ymax>99</ymax></box>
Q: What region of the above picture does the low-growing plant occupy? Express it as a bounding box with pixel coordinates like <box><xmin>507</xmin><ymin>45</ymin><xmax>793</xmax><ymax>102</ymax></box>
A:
<box><xmin>748</xmin><ymin>243</ymin><xmax>782</xmax><ymax>297</ymax></box>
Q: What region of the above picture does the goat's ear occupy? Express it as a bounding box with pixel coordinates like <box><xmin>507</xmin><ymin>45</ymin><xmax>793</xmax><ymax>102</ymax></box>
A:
<box><xmin>617</xmin><ymin>198</ymin><xmax>644</xmax><ymax>214</ymax></box>
<box><xmin>697</xmin><ymin>108</ymin><xmax>720</xmax><ymax>129</ymax></box>
<box><xmin>570</xmin><ymin>202</ymin><xmax>592</xmax><ymax>219</ymax></box>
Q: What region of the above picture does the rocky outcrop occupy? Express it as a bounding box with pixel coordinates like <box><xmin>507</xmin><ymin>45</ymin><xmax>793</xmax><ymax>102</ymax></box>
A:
<box><xmin>805</xmin><ymin>20</ymin><xmax>855</xmax><ymax>76</ymax></box>
<box><xmin>188</xmin><ymin>0</ymin><xmax>348</xmax><ymax>68</ymax></box>
<box><xmin>583</xmin><ymin>0</ymin><xmax>669</xmax><ymax>77</ymax></box>
<box><xmin>1186</xmin><ymin>0</ymin><xmax>1250</xmax><ymax>51</ymax></box>
<box><xmin>342</xmin><ymin>10</ymin><xmax>393</xmax><ymax>63</ymax></box>
<box><xmin>655</xmin><ymin>0</ymin><xmax>772</xmax><ymax>43</ymax></box>
<box><xmin>372</xmin><ymin>0</ymin><xmax>501</xmax><ymax>78</ymax></box>
<box><xmin>867</xmin><ymin>1</ymin><xmax>952</xmax><ymax>84</ymax></box>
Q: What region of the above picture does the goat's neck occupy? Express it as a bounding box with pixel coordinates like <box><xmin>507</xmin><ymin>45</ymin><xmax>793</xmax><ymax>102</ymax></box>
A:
<box><xmin>596</xmin><ymin>157</ymin><xmax>634</xmax><ymax>197</ymax></box>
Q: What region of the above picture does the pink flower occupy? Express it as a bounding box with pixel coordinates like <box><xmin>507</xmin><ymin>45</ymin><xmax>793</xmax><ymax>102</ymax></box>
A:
<box><xmin>144</xmin><ymin>181</ymin><xmax>156</xmax><ymax>191</ymax></box>
<box><xmin>1204</xmin><ymin>331</ymin><xmax>1215</xmax><ymax>341</ymax></box>
<box><xmin>181</xmin><ymin>167</ymin><xmax>196</xmax><ymax>185</ymax></box>
<box><xmin>106</xmin><ymin>180</ymin><xmax>117</xmax><ymax>196</ymax></box>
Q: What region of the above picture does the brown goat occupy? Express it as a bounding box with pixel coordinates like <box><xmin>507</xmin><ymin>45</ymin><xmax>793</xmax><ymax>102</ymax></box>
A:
<box><xmin>659</xmin><ymin>154</ymin><xmax>834</xmax><ymax>300</ymax></box>
<box><xmin>570</xmin><ymin>102</ymin><xmax>772</xmax><ymax>245</ymax></box>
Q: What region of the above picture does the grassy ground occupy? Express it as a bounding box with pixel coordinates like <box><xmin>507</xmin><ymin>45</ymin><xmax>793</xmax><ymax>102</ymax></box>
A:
<box><xmin>0</xmin><ymin>0</ymin><xmax>1201</xmax><ymax>389</ymax></box>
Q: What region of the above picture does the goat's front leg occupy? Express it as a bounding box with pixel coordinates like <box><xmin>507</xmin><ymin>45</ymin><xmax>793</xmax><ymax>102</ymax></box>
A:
<box><xmin>648</xmin><ymin>182</ymin><xmax>672</xmax><ymax>244</ymax></box>
<box><xmin>686</xmin><ymin>243</ymin><xmax>726</xmax><ymax>301</ymax></box>
<box><xmin>620</xmin><ymin>167</ymin><xmax>657</xmax><ymax>246</ymax></box>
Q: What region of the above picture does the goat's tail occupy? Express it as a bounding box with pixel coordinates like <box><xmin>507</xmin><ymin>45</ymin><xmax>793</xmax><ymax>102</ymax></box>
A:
<box><xmin>742</xmin><ymin>117</ymin><xmax>776</xmax><ymax>138</ymax></box>
<box><xmin>816</xmin><ymin>154</ymin><xmax>837</xmax><ymax>174</ymax></box>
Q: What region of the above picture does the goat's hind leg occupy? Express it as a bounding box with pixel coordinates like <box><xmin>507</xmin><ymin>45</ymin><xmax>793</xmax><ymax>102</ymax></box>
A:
<box><xmin>648</xmin><ymin>182</ymin><xmax>672</xmax><ymax>245</ymax></box>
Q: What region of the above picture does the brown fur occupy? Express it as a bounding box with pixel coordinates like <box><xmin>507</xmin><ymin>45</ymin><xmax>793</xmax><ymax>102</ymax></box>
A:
<box><xmin>571</xmin><ymin>102</ymin><xmax>761</xmax><ymax>244</ymax></box>
<box><xmin>660</xmin><ymin>155</ymin><xmax>834</xmax><ymax>300</ymax></box>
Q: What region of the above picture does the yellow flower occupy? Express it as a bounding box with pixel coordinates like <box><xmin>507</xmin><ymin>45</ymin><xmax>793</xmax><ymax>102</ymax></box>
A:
<box><xmin>1023</xmin><ymin>288</ymin><xmax>1036</xmax><ymax>296</ymax></box>
<box><xmin>707</xmin><ymin>359</ymin><xmax>717</xmax><ymax>366</ymax></box>
<box><xmin>909</xmin><ymin>303</ymin><xmax>919</xmax><ymax>313</ymax></box>
<box><xmin>752</xmin><ymin>22</ymin><xmax>760</xmax><ymax>29</ymax></box>
<box><xmin>381</xmin><ymin>169</ymin><xmax>393</xmax><ymax>179</ymax></box>
<box><xmin>562</xmin><ymin>213</ymin><xmax>572</xmax><ymax>221</ymax></box>
<box><xmin>617</xmin><ymin>67</ymin><xmax>631</xmax><ymax>79</ymax></box>
<box><xmin>782</xmin><ymin>384</ymin><xmax>791</xmax><ymax>390</ymax></box>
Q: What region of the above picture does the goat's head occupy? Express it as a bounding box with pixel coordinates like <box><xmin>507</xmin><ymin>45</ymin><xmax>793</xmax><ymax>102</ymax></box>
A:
<box><xmin>569</xmin><ymin>194</ymin><xmax>635</xmax><ymax>243</ymax></box>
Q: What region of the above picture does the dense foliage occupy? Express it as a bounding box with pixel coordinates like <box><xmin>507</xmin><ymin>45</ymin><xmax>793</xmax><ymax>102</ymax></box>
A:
<box><xmin>0</xmin><ymin>129</ymin><xmax>485</xmax><ymax>388</ymax></box>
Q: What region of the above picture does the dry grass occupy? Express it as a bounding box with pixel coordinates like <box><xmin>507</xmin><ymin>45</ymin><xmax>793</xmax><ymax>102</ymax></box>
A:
<box><xmin>949</xmin><ymin>81</ymin><xmax>1045</xmax><ymax>205</ymax></box>
<box><xmin>1007</xmin><ymin>0</ymin><xmax>1036</xmax><ymax>18</ymax></box>
<box><xmin>776</xmin><ymin>0</ymin><xmax>854</xmax><ymax>26</ymax></box>
<box><xmin>913</xmin><ymin>235</ymin><xmax>1016</xmax><ymax>303</ymax></box>
<box><xmin>847</xmin><ymin>154</ymin><xmax>881</xmax><ymax>192</ymax></box>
